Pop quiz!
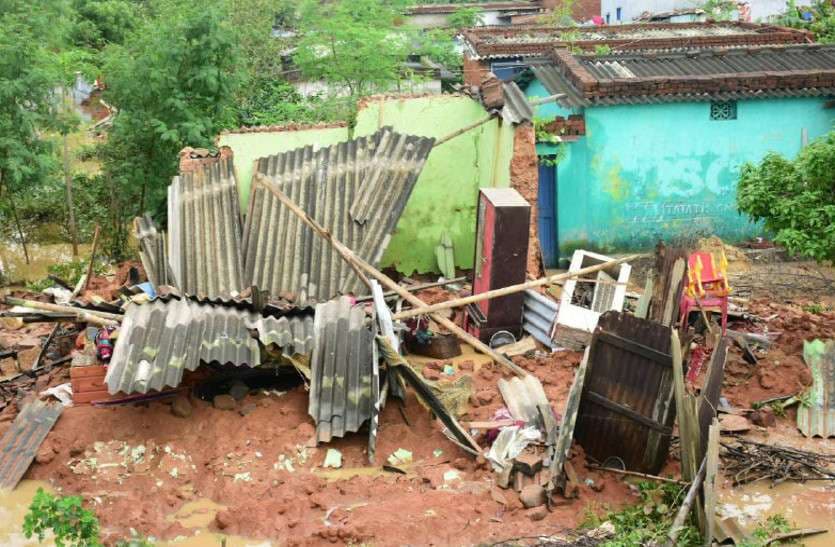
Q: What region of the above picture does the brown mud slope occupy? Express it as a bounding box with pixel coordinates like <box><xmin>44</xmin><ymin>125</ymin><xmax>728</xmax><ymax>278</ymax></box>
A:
<box><xmin>723</xmin><ymin>299</ymin><xmax>834</xmax><ymax>409</ymax></box>
<box><xmin>17</xmin><ymin>349</ymin><xmax>631</xmax><ymax>546</ymax></box>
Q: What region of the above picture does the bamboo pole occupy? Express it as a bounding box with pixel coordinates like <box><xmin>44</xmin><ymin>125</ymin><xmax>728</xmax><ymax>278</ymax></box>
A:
<box><xmin>391</xmin><ymin>254</ymin><xmax>642</xmax><ymax>321</ymax></box>
<box><xmin>253</xmin><ymin>174</ymin><xmax>527</xmax><ymax>377</ymax></box>
<box><xmin>665</xmin><ymin>457</ymin><xmax>707</xmax><ymax>547</ymax></box>
<box><xmin>84</xmin><ymin>224</ymin><xmax>101</xmax><ymax>291</ymax></box>
<box><xmin>585</xmin><ymin>464</ymin><xmax>688</xmax><ymax>486</ymax></box>
<box><xmin>433</xmin><ymin>114</ymin><xmax>494</xmax><ymax>147</ymax></box>
<box><xmin>3</xmin><ymin>297</ymin><xmax>121</xmax><ymax>327</ymax></box>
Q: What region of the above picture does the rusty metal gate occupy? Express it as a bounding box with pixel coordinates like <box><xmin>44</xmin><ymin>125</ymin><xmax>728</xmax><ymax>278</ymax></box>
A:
<box><xmin>574</xmin><ymin>311</ymin><xmax>675</xmax><ymax>473</ymax></box>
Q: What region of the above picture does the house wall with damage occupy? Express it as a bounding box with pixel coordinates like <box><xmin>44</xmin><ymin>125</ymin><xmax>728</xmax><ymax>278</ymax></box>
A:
<box><xmin>527</xmin><ymin>78</ymin><xmax>835</xmax><ymax>259</ymax></box>
<box><xmin>219</xmin><ymin>95</ymin><xmax>515</xmax><ymax>275</ymax></box>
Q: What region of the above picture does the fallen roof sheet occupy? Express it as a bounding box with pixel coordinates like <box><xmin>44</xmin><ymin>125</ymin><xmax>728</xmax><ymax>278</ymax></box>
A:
<box><xmin>167</xmin><ymin>158</ymin><xmax>246</xmax><ymax>300</ymax></box>
<box><xmin>106</xmin><ymin>299</ymin><xmax>314</xmax><ymax>394</ymax></box>
<box><xmin>501</xmin><ymin>81</ymin><xmax>535</xmax><ymax>124</ymax></box>
<box><xmin>798</xmin><ymin>339</ymin><xmax>835</xmax><ymax>438</ymax></box>
<box><xmin>135</xmin><ymin>214</ymin><xmax>170</xmax><ymax>288</ymax></box>
<box><xmin>308</xmin><ymin>297</ymin><xmax>377</xmax><ymax>443</ymax></box>
<box><xmin>0</xmin><ymin>400</ymin><xmax>63</xmax><ymax>490</ymax></box>
<box><xmin>243</xmin><ymin>126</ymin><xmax>434</xmax><ymax>302</ymax></box>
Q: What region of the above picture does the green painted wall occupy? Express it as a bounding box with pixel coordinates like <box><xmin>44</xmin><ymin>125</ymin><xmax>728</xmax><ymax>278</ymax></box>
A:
<box><xmin>355</xmin><ymin>95</ymin><xmax>514</xmax><ymax>274</ymax></box>
<box><xmin>219</xmin><ymin>96</ymin><xmax>514</xmax><ymax>275</ymax></box>
<box><xmin>526</xmin><ymin>79</ymin><xmax>835</xmax><ymax>258</ymax></box>
<box><xmin>218</xmin><ymin>126</ymin><xmax>349</xmax><ymax>207</ymax></box>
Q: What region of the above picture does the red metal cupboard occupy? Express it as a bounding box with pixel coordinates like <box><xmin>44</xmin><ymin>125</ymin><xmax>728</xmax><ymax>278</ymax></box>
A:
<box><xmin>468</xmin><ymin>188</ymin><xmax>530</xmax><ymax>343</ymax></box>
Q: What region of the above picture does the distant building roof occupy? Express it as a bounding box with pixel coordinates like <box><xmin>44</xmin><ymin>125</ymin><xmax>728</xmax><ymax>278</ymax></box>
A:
<box><xmin>407</xmin><ymin>2</ymin><xmax>542</xmax><ymax>15</ymax></box>
<box><xmin>461</xmin><ymin>21</ymin><xmax>813</xmax><ymax>59</ymax></box>
<box><xmin>531</xmin><ymin>44</ymin><xmax>835</xmax><ymax>107</ymax></box>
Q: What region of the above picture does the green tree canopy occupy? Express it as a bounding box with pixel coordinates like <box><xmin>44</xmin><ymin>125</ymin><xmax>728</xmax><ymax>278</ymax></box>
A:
<box><xmin>737</xmin><ymin>129</ymin><xmax>835</xmax><ymax>262</ymax></box>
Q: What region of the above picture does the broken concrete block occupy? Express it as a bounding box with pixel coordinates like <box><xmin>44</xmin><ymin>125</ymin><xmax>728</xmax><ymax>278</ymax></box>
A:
<box><xmin>171</xmin><ymin>396</ymin><xmax>192</xmax><ymax>418</ymax></box>
<box><xmin>229</xmin><ymin>381</ymin><xmax>249</xmax><ymax>401</ymax></box>
<box><xmin>519</xmin><ymin>484</ymin><xmax>546</xmax><ymax>508</ymax></box>
<box><xmin>387</xmin><ymin>448</ymin><xmax>413</xmax><ymax>466</ymax></box>
<box><xmin>750</xmin><ymin>407</ymin><xmax>776</xmax><ymax>427</ymax></box>
<box><xmin>514</xmin><ymin>452</ymin><xmax>543</xmax><ymax>476</ymax></box>
<box><xmin>213</xmin><ymin>394</ymin><xmax>236</xmax><ymax>410</ymax></box>
<box><xmin>323</xmin><ymin>449</ymin><xmax>342</xmax><ymax>469</ymax></box>
<box><xmin>528</xmin><ymin>506</ymin><xmax>548</xmax><ymax>521</ymax></box>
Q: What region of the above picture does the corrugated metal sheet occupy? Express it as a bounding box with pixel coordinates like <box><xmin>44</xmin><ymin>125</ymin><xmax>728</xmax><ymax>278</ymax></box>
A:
<box><xmin>308</xmin><ymin>297</ymin><xmax>377</xmax><ymax>443</ymax></box>
<box><xmin>106</xmin><ymin>299</ymin><xmax>314</xmax><ymax>394</ymax></box>
<box><xmin>522</xmin><ymin>289</ymin><xmax>558</xmax><ymax>349</ymax></box>
<box><xmin>501</xmin><ymin>81</ymin><xmax>534</xmax><ymax>124</ymax></box>
<box><xmin>798</xmin><ymin>339</ymin><xmax>835</xmax><ymax>438</ymax></box>
<box><xmin>498</xmin><ymin>374</ymin><xmax>550</xmax><ymax>425</ymax></box>
<box><xmin>243</xmin><ymin>127</ymin><xmax>434</xmax><ymax>302</ymax></box>
<box><xmin>574</xmin><ymin>311</ymin><xmax>675</xmax><ymax>474</ymax></box>
<box><xmin>135</xmin><ymin>214</ymin><xmax>170</xmax><ymax>288</ymax></box>
<box><xmin>0</xmin><ymin>400</ymin><xmax>63</xmax><ymax>490</ymax></box>
<box><xmin>167</xmin><ymin>158</ymin><xmax>246</xmax><ymax>300</ymax></box>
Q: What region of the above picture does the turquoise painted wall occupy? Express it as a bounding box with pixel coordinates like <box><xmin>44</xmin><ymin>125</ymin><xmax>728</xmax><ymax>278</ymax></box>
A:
<box><xmin>525</xmin><ymin>81</ymin><xmax>835</xmax><ymax>257</ymax></box>
<box><xmin>219</xmin><ymin>96</ymin><xmax>514</xmax><ymax>275</ymax></box>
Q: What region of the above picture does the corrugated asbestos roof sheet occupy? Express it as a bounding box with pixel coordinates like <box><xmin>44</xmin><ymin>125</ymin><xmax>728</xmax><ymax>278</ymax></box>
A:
<box><xmin>532</xmin><ymin>45</ymin><xmax>835</xmax><ymax>107</ymax></box>
<box><xmin>798</xmin><ymin>339</ymin><xmax>835</xmax><ymax>438</ymax></box>
<box><xmin>579</xmin><ymin>45</ymin><xmax>835</xmax><ymax>79</ymax></box>
<box><xmin>167</xmin><ymin>158</ymin><xmax>246</xmax><ymax>301</ymax></box>
<box><xmin>0</xmin><ymin>400</ymin><xmax>63</xmax><ymax>489</ymax></box>
<box><xmin>501</xmin><ymin>81</ymin><xmax>534</xmax><ymax>124</ymax></box>
<box><xmin>135</xmin><ymin>214</ymin><xmax>169</xmax><ymax>288</ymax></box>
<box><xmin>243</xmin><ymin>126</ymin><xmax>434</xmax><ymax>302</ymax></box>
<box><xmin>308</xmin><ymin>297</ymin><xmax>377</xmax><ymax>443</ymax></box>
<box><xmin>106</xmin><ymin>299</ymin><xmax>314</xmax><ymax>394</ymax></box>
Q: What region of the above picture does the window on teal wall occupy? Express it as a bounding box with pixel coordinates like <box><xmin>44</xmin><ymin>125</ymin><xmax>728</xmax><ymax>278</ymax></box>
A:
<box><xmin>710</xmin><ymin>100</ymin><xmax>738</xmax><ymax>120</ymax></box>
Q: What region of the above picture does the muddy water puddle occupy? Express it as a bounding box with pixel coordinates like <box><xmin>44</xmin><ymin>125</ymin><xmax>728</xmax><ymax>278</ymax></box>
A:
<box><xmin>161</xmin><ymin>498</ymin><xmax>272</xmax><ymax>547</ymax></box>
<box><xmin>0</xmin><ymin>241</ymin><xmax>91</xmax><ymax>283</ymax></box>
<box><xmin>0</xmin><ymin>480</ymin><xmax>55</xmax><ymax>546</ymax></box>
<box><xmin>718</xmin><ymin>480</ymin><xmax>835</xmax><ymax>546</ymax></box>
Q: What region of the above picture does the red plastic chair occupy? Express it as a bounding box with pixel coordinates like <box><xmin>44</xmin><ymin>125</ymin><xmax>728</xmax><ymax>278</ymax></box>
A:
<box><xmin>679</xmin><ymin>251</ymin><xmax>731</xmax><ymax>334</ymax></box>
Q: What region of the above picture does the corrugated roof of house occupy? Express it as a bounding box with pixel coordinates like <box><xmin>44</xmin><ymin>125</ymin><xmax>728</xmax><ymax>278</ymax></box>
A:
<box><xmin>531</xmin><ymin>44</ymin><xmax>835</xmax><ymax>107</ymax></box>
<box><xmin>461</xmin><ymin>21</ymin><xmax>812</xmax><ymax>59</ymax></box>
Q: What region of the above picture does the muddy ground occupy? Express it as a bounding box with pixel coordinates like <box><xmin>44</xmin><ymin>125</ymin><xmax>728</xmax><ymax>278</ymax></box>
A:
<box><xmin>1</xmin><ymin>258</ymin><xmax>834</xmax><ymax>545</ymax></box>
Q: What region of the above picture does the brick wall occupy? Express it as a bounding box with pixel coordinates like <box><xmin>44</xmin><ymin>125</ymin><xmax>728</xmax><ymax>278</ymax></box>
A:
<box><xmin>463</xmin><ymin>54</ymin><xmax>490</xmax><ymax>87</ymax></box>
<box><xmin>178</xmin><ymin>146</ymin><xmax>234</xmax><ymax>174</ymax></box>
<box><xmin>509</xmin><ymin>123</ymin><xmax>544</xmax><ymax>278</ymax></box>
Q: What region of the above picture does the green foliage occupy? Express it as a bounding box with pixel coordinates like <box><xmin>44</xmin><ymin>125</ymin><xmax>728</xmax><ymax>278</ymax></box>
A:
<box><xmin>601</xmin><ymin>482</ymin><xmax>701</xmax><ymax>547</ymax></box>
<box><xmin>737</xmin><ymin>514</ymin><xmax>794</xmax><ymax>547</ymax></box>
<box><xmin>700</xmin><ymin>0</ymin><xmax>737</xmax><ymax>21</ymax></box>
<box><xmin>539</xmin><ymin>0</ymin><xmax>578</xmax><ymax>26</ymax></box>
<box><xmin>26</xmin><ymin>258</ymin><xmax>108</xmax><ymax>292</ymax></box>
<box><xmin>448</xmin><ymin>7</ymin><xmax>484</xmax><ymax>29</ymax></box>
<box><xmin>234</xmin><ymin>76</ymin><xmax>334</xmax><ymax>126</ymax></box>
<box><xmin>736</xmin><ymin>129</ymin><xmax>835</xmax><ymax>262</ymax></box>
<box><xmin>101</xmin><ymin>0</ymin><xmax>242</xmax><ymax>231</ymax></box>
<box><xmin>803</xmin><ymin>302</ymin><xmax>831</xmax><ymax>314</ymax></box>
<box><xmin>594</xmin><ymin>44</ymin><xmax>613</xmax><ymax>56</ymax></box>
<box><xmin>23</xmin><ymin>488</ymin><xmax>101</xmax><ymax>547</ymax></box>
<box><xmin>294</xmin><ymin>0</ymin><xmax>412</xmax><ymax>108</ymax></box>
<box><xmin>776</xmin><ymin>1</ymin><xmax>835</xmax><ymax>44</ymax></box>
<box><xmin>71</xmin><ymin>0</ymin><xmax>142</xmax><ymax>52</ymax></box>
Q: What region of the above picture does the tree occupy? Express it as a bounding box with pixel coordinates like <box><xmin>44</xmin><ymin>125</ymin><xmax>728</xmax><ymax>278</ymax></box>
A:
<box><xmin>700</xmin><ymin>0</ymin><xmax>737</xmax><ymax>21</ymax></box>
<box><xmin>101</xmin><ymin>0</ymin><xmax>242</xmax><ymax>239</ymax></box>
<box><xmin>71</xmin><ymin>0</ymin><xmax>144</xmax><ymax>52</ymax></box>
<box><xmin>736</xmin><ymin>129</ymin><xmax>835</xmax><ymax>262</ymax></box>
<box><xmin>776</xmin><ymin>1</ymin><xmax>835</xmax><ymax>44</ymax></box>
<box><xmin>0</xmin><ymin>1</ymin><xmax>65</xmax><ymax>263</ymax></box>
<box><xmin>448</xmin><ymin>6</ymin><xmax>484</xmax><ymax>29</ymax></box>
<box><xmin>293</xmin><ymin>0</ymin><xmax>412</xmax><ymax>125</ymax></box>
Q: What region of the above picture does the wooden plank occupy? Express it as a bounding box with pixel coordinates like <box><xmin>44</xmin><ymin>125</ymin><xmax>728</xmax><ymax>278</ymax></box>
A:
<box><xmin>703</xmin><ymin>419</ymin><xmax>720</xmax><ymax>547</ymax></box>
<box><xmin>71</xmin><ymin>376</ymin><xmax>108</xmax><ymax>394</ymax></box>
<box><xmin>0</xmin><ymin>401</ymin><xmax>63</xmax><ymax>489</ymax></box>
<box><xmin>597</xmin><ymin>331</ymin><xmax>672</xmax><ymax>367</ymax></box>
<box><xmin>584</xmin><ymin>390</ymin><xmax>672</xmax><ymax>434</ymax></box>
<box><xmin>548</xmin><ymin>346</ymin><xmax>590</xmax><ymax>494</ymax></box>
<box><xmin>635</xmin><ymin>276</ymin><xmax>653</xmax><ymax>319</ymax></box>
<box><xmin>672</xmin><ymin>329</ymin><xmax>696</xmax><ymax>482</ymax></box>
<box><xmin>70</xmin><ymin>365</ymin><xmax>107</xmax><ymax>379</ymax></box>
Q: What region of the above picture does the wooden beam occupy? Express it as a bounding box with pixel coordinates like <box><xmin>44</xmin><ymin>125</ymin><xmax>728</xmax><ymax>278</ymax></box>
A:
<box><xmin>252</xmin><ymin>174</ymin><xmax>527</xmax><ymax>377</ymax></box>
<box><xmin>391</xmin><ymin>254</ymin><xmax>642</xmax><ymax>321</ymax></box>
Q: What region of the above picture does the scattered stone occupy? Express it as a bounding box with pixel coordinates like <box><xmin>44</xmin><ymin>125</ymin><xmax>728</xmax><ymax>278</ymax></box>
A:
<box><xmin>458</xmin><ymin>360</ymin><xmax>474</xmax><ymax>371</ymax></box>
<box><xmin>443</xmin><ymin>469</ymin><xmax>462</xmax><ymax>484</ymax></box>
<box><xmin>238</xmin><ymin>403</ymin><xmax>258</xmax><ymax>417</ymax></box>
<box><xmin>519</xmin><ymin>484</ymin><xmax>546</xmax><ymax>508</ymax></box>
<box><xmin>297</xmin><ymin>422</ymin><xmax>315</xmax><ymax>439</ymax></box>
<box><xmin>387</xmin><ymin>448</ymin><xmax>413</xmax><ymax>466</ymax></box>
<box><xmin>479</xmin><ymin>367</ymin><xmax>494</xmax><ymax>381</ymax></box>
<box><xmin>528</xmin><ymin>507</ymin><xmax>548</xmax><ymax>521</ymax></box>
<box><xmin>35</xmin><ymin>446</ymin><xmax>55</xmax><ymax>465</ymax></box>
<box><xmin>213</xmin><ymin>394</ymin><xmax>236</xmax><ymax>411</ymax></box>
<box><xmin>422</xmin><ymin>366</ymin><xmax>441</xmax><ymax>381</ymax></box>
<box><xmin>171</xmin><ymin>396</ymin><xmax>192</xmax><ymax>418</ymax></box>
<box><xmin>433</xmin><ymin>448</ymin><xmax>444</xmax><ymax>458</ymax></box>
<box><xmin>750</xmin><ymin>407</ymin><xmax>776</xmax><ymax>428</ymax></box>
<box><xmin>215</xmin><ymin>510</ymin><xmax>233</xmax><ymax>530</ymax></box>
<box><xmin>443</xmin><ymin>364</ymin><xmax>455</xmax><ymax>376</ymax></box>
<box><xmin>229</xmin><ymin>381</ymin><xmax>249</xmax><ymax>401</ymax></box>
<box><xmin>323</xmin><ymin>448</ymin><xmax>343</xmax><ymax>469</ymax></box>
<box><xmin>475</xmin><ymin>389</ymin><xmax>495</xmax><ymax>405</ymax></box>
<box><xmin>426</xmin><ymin>361</ymin><xmax>444</xmax><ymax>371</ymax></box>
<box><xmin>452</xmin><ymin>457</ymin><xmax>468</xmax><ymax>470</ymax></box>
<box><xmin>720</xmin><ymin>414</ymin><xmax>751</xmax><ymax>433</ymax></box>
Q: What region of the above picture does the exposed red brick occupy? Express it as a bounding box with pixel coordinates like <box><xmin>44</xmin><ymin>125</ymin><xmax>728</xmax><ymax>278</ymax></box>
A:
<box><xmin>509</xmin><ymin>123</ymin><xmax>543</xmax><ymax>278</ymax></box>
<box><xmin>178</xmin><ymin>145</ymin><xmax>233</xmax><ymax>174</ymax></box>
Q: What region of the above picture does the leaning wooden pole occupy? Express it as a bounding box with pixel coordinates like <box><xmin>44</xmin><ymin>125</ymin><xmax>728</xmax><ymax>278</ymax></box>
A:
<box><xmin>391</xmin><ymin>254</ymin><xmax>642</xmax><ymax>321</ymax></box>
<box><xmin>665</xmin><ymin>457</ymin><xmax>707</xmax><ymax>547</ymax></box>
<box><xmin>3</xmin><ymin>297</ymin><xmax>121</xmax><ymax>327</ymax></box>
<box><xmin>253</xmin><ymin>174</ymin><xmax>527</xmax><ymax>377</ymax></box>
